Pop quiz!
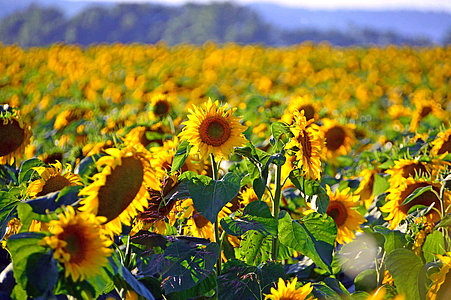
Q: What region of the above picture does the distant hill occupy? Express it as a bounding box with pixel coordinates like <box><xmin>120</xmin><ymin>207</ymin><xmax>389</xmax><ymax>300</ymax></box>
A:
<box><xmin>249</xmin><ymin>3</ymin><xmax>451</xmax><ymax>43</ymax></box>
<box><xmin>0</xmin><ymin>2</ymin><xmax>442</xmax><ymax>47</ymax></box>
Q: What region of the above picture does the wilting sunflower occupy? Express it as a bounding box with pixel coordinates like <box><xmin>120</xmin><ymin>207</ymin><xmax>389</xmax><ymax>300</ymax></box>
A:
<box><xmin>320</xmin><ymin>119</ymin><xmax>355</xmax><ymax>160</ymax></box>
<box><xmin>281</xmin><ymin>95</ymin><xmax>320</xmax><ymax>123</ymax></box>
<box><xmin>264</xmin><ymin>277</ymin><xmax>314</xmax><ymax>300</ymax></box>
<box><xmin>131</xmin><ymin>173</ymin><xmax>185</xmax><ymax>235</ymax></box>
<box><xmin>41</xmin><ymin>206</ymin><xmax>112</xmax><ymax>281</ymax></box>
<box><xmin>0</xmin><ymin>106</ymin><xmax>32</xmax><ymax>165</ymax></box>
<box><xmin>354</xmin><ymin>168</ymin><xmax>377</xmax><ymax>209</ymax></box>
<box><xmin>179</xmin><ymin>98</ymin><xmax>247</xmax><ymax>159</ymax></box>
<box><xmin>286</xmin><ymin>110</ymin><xmax>324</xmax><ymax>180</ymax></box>
<box><xmin>325</xmin><ymin>186</ymin><xmax>365</xmax><ymax>244</ymax></box>
<box><xmin>427</xmin><ymin>252</ymin><xmax>451</xmax><ymax>300</ymax></box>
<box><xmin>148</xmin><ymin>93</ymin><xmax>173</xmax><ymax>119</ymax></box>
<box><xmin>27</xmin><ymin>161</ymin><xmax>82</xmax><ymax>198</ymax></box>
<box><xmin>78</xmin><ymin>146</ymin><xmax>153</xmax><ymax>235</ymax></box>
<box><xmin>381</xmin><ymin>178</ymin><xmax>449</xmax><ymax>229</ymax></box>
<box><xmin>386</xmin><ymin>158</ymin><xmax>435</xmax><ymax>188</ymax></box>
<box><xmin>431</xmin><ymin>128</ymin><xmax>451</xmax><ymax>157</ymax></box>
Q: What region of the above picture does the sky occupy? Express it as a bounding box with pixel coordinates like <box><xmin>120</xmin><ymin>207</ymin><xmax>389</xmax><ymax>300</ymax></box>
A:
<box><xmin>70</xmin><ymin>0</ymin><xmax>451</xmax><ymax>12</ymax></box>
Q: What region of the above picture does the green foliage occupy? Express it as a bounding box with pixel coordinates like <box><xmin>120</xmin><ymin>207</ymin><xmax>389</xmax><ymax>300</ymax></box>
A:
<box><xmin>278</xmin><ymin>211</ymin><xmax>337</xmax><ymax>272</ymax></box>
<box><xmin>385</xmin><ymin>249</ymin><xmax>427</xmax><ymax>300</ymax></box>
<box><xmin>187</xmin><ymin>172</ymin><xmax>241</xmax><ymax>223</ymax></box>
<box><xmin>170</xmin><ymin>139</ymin><xmax>192</xmax><ymax>174</ymax></box>
<box><xmin>7</xmin><ymin>232</ymin><xmax>57</xmax><ymax>298</ymax></box>
<box><xmin>218</xmin><ymin>259</ymin><xmax>285</xmax><ymax>300</ymax></box>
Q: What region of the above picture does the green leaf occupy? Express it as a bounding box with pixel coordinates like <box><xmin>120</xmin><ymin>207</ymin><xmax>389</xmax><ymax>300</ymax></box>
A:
<box><xmin>18</xmin><ymin>158</ymin><xmax>44</xmax><ymax>184</ymax></box>
<box><xmin>7</xmin><ymin>232</ymin><xmax>56</xmax><ymax>297</ymax></box>
<box><xmin>311</xmin><ymin>186</ymin><xmax>330</xmax><ymax>214</ymax></box>
<box><xmin>289</xmin><ymin>169</ymin><xmax>321</xmax><ymax>196</ymax></box>
<box><xmin>354</xmin><ymin>269</ymin><xmax>377</xmax><ymax>292</ymax></box>
<box><xmin>385</xmin><ymin>248</ymin><xmax>426</xmax><ymax>300</ymax></box>
<box><xmin>218</xmin><ymin>259</ymin><xmax>285</xmax><ymax>300</ymax></box>
<box><xmin>438</xmin><ymin>213</ymin><xmax>451</xmax><ymax>227</ymax></box>
<box><xmin>188</xmin><ymin>173</ymin><xmax>241</xmax><ymax>223</ymax></box>
<box><xmin>0</xmin><ymin>191</ymin><xmax>20</xmax><ymax>241</ymax></box>
<box><xmin>271</xmin><ymin>121</ymin><xmax>292</xmax><ymax>143</ymax></box>
<box><xmin>160</xmin><ymin>241</ymin><xmax>219</xmax><ymax>294</ymax></box>
<box><xmin>373</xmin><ymin>226</ymin><xmax>407</xmax><ymax>255</ymax></box>
<box><xmin>401</xmin><ymin>186</ymin><xmax>434</xmax><ymax>206</ymax></box>
<box><xmin>171</xmin><ymin>139</ymin><xmax>192</xmax><ymax>174</ymax></box>
<box><xmin>239</xmin><ymin>230</ymin><xmax>271</xmax><ymax>266</ymax></box>
<box><xmin>422</xmin><ymin>231</ymin><xmax>446</xmax><ymax>263</ymax></box>
<box><xmin>220</xmin><ymin>201</ymin><xmax>277</xmax><ymax>237</ymax></box>
<box><xmin>17</xmin><ymin>202</ymin><xmax>58</xmax><ymax>232</ymax></box>
<box><xmin>278</xmin><ymin>211</ymin><xmax>337</xmax><ymax>272</ymax></box>
<box><xmin>372</xmin><ymin>174</ymin><xmax>389</xmax><ymax>197</ymax></box>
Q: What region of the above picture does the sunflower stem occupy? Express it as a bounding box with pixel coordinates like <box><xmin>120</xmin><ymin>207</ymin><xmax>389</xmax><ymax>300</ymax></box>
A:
<box><xmin>439</xmin><ymin>184</ymin><xmax>449</xmax><ymax>251</ymax></box>
<box><xmin>210</xmin><ymin>153</ymin><xmax>222</xmax><ymax>275</ymax></box>
<box><xmin>271</xmin><ymin>163</ymin><xmax>282</xmax><ymax>261</ymax></box>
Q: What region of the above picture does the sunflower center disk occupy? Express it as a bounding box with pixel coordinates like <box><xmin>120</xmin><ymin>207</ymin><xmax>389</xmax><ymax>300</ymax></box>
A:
<box><xmin>400</xmin><ymin>183</ymin><xmax>441</xmax><ymax>214</ymax></box>
<box><xmin>97</xmin><ymin>157</ymin><xmax>144</xmax><ymax>222</ymax></box>
<box><xmin>37</xmin><ymin>175</ymin><xmax>71</xmax><ymax>197</ymax></box>
<box><xmin>401</xmin><ymin>163</ymin><xmax>428</xmax><ymax>179</ymax></box>
<box><xmin>327</xmin><ymin>201</ymin><xmax>348</xmax><ymax>227</ymax></box>
<box><xmin>300</xmin><ymin>104</ymin><xmax>315</xmax><ymax>121</ymax></box>
<box><xmin>193</xmin><ymin>213</ymin><xmax>210</xmax><ymax>228</ymax></box>
<box><xmin>154</xmin><ymin>100</ymin><xmax>170</xmax><ymax>116</ymax></box>
<box><xmin>59</xmin><ymin>225</ymin><xmax>87</xmax><ymax>263</ymax></box>
<box><xmin>199</xmin><ymin>117</ymin><xmax>231</xmax><ymax>146</ymax></box>
<box><xmin>0</xmin><ymin>119</ymin><xmax>25</xmax><ymax>156</ymax></box>
<box><xmin>300</xmin><ymin>131</ymin><xmax>312</xmax><ymax>162</ymax></box>
<box><xmin>420</xmin><ymin>106</ymin><xmax>432</xmax><ymax>119</ymax></box>
<box><xmin>325</xmin><ymin>126</ymin><xmax>346</xmax><ymax>151</ymax></box>
<box><xmin>438</xmin><ymin>137</ymin><xmax>451</xmax><ymax>155</ymax></box>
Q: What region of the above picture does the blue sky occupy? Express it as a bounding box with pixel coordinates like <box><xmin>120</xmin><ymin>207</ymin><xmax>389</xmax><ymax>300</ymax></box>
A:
<box><xmin>69</xmin><ymin>0</ymin><xmax>451</xmax><ymax>12</ymax></box>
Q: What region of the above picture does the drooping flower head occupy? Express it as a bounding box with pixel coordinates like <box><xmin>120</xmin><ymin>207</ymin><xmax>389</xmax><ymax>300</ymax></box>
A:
<box><xmin>264</xmin><ymin>277</ymin><xmax>314</xmax><ymax>300</ymax></box>
<box><xmin>381</xmin><ymin>178</ymin><xmax>449</xmax><ymax>230</ymax></box>
<box><xmin>179</xmin><ymin>99</ymin><xmax>247</xmax><ymax>159</ymax></box>
<box><xmin>325</xmin><ymin>186</ymin><xmax>366</xmax><ymax>244</ymax></box>
<box><xmin>286</xmin><ymin>110</ymin><xmax>324</xmax><ymax>180</ymax></box>
<box><xmin>0</xmin><ymin>105</ymin><xmax>32</xmax><ymax>165</ymax></box>
<box><xmin>78</xmin><ymin>145</ymin><xmax>153</xmax><ymax>235</ymax></box>
<box><xmin>27</xmin><ymin>161</ymin><xmax>82</xmax><ymax>198</ymax></box>
<box><xmin>431</xmin><ymin>128</ymin><xmax>451</xmax><ymax>157</ymax></box>
<box><xmin>41</xmin><ymin>206</ymin><xmax>113</xmax><ymax>281</ymax></box>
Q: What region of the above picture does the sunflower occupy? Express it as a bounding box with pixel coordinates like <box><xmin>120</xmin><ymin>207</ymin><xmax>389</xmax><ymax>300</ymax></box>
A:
<box><xmin>281</xmin><ymin>95</ymin><xmax>320</xmax><ymax>123</ymax></box>
<box><xmin>431</xmin><ymin>129</ymin><xmax>451</xmax><ymax>157</ymax></box>
<box><xmin>239</xmin><ymin>186</ymin><xmax>272</xmax><ymax>210</ymax></box>
<box><xmin>286</xmin><ymin>110</ymin><xmax>324</xmax><ymax>180</ymax></box>
<box><xmin>354</xmin><ymin>168</ymin><xmax>377</xmax><ymax>209</ymax></box>
<box><xmin>27</xmin><ymin>161</ymin><xmax>82</xmax><ymax>198</ymax></box>
<box><xmin>325</xmin><ymin>186</ymin><xmax>366</xmax><ymax>244</ymax></box>
<box><xmin>381</xmin><ymin>178</ymin><xmax>449</xmax><ymax>230</ymax></box>
<box><xmin>264</xmin><ymin>277</ymin><xmax>314</xmax><ymax>300</ymax></box>
<box><xmin>410</xmin><ymin>98</ymin><xmax>447</xmax><ymax>132</ymax></box>
<box><xmin>320</xmin><ymin>119</ymin><xmax>355</xmax><ymax>159</ymax></box>
<box><xmin>1</xmin><ymin>218</ymin><xmax>22</xmax><ymax>248</ymax></box>
<box><xmin>148</xmin><ymin>93</ymin><xmax>173</xmax><ymax>119</ymax></box>
<box><xmin>131</xmin><ymin>174</ymin><xmax>182</xmax><ymax>235</ymax></box>
<box><xmin>41</xmin><ymin>206</ymin><xmax>113</xmax><ymax>281</ymax></box>
<box><xmin>179</xmin><ymin>98</ymin><xmax>247</xmax><ymax>159</ymax></box>
<box><xmin>427</xmin><ymin>252</ymin><xmax>451</xmax><ymax>300</ymax></box>
<box><xmin>78</xmin><ymin>146</ymin><xmax>153</xmax><ymax>235</ymax></box>
<box><xmin>0</xmin><ymin>106</ymin><xmax>32</xmax><ymax>165</ymax></box>
<box><xmin>123</xmin><ymin>123</ymin><xmax>172</xmax><ymax>149</ymax></box>
<box><xmin>386</xmin><ymin>158</ymin><xmax>436</xmax><ymax>188</ymax></box>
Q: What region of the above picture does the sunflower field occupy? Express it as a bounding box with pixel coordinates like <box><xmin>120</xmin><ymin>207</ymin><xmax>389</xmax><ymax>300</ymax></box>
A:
<box><xmin>0</xmin><ymin>43</ymin><xmax>451</xmax><ymax>299</ymax></box>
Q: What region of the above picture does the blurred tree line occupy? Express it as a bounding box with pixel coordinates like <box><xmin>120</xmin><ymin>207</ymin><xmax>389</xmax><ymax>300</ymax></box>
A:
<box><xmin>0</xmin><ymin>2</ymin><xmax>433</xmax><ymax>47</ymax></box>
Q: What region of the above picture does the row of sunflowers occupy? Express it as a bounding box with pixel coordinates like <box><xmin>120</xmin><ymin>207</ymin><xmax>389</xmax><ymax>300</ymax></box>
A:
<box><xmin>0</xmin><ymin>43</ymin><xmax>451</xmax><ymax>299</ymax></box>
